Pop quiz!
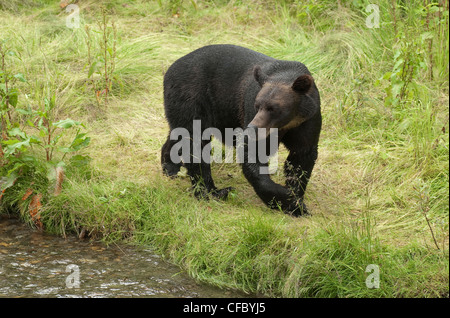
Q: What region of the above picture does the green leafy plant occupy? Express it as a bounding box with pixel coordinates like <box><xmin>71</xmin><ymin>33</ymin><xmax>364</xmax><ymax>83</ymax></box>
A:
<box><xmin>420</xmin><ymin>1</ymin><xmax>449</xmax><ymax>81</ymax></box>
<box><xmin>376</xmin><ymin>35</ymin><xmax>427</xmax><ymax>108</ymax></box>
<box><xmin>85</xmin><ymin>6</ymin><xmax>118</xmax><ymax>106</ymax></box>
<box><xmin>1</xmin><ymin>42</ymin><xmax>90</xmax><ymax>204</ymax></box>
<box><xmin>1</xmin><ymin>41</ymin><xmax>25</xmax><ymax>142</ymax></box>
<box><xmin>377</xmin><ymin>0</ymin><xmax>449</xmax><ymax>108</ymax></box>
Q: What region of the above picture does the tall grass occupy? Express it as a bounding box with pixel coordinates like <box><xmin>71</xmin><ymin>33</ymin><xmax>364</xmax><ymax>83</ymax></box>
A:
<box><xmin>1</xmin><ymin>0</ymin><xmax>448</xmax><ymax>297</ymax></box>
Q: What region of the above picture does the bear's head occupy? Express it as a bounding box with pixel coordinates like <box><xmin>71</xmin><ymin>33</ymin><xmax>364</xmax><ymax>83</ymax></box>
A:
<box><xmin>248</xmin><ymin>65</ymin><xmax>318</xmax><ymax>134</ymax></box>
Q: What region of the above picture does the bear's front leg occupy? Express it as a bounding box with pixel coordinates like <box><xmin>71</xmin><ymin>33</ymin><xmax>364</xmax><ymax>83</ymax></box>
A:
<box><xmin>241</xmin><ymin>162</ymin><xmax>307</xmax><ymax>216</ymax></box>
<box><xmin>282</xmin><ymin>147</ymin><xmax>317</xmax><ymax>215</ymax></box>
<box><xmin>280</xmin><ymin>117</ymin><xmax>321</xmax><ymax>216</ymax></box>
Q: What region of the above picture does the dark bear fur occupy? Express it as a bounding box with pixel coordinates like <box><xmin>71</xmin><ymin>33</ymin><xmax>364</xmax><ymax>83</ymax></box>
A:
<box><xmin>161</xmin><ymin>44</ymin><xmax>321</xmax><ymax>216</ymax></box>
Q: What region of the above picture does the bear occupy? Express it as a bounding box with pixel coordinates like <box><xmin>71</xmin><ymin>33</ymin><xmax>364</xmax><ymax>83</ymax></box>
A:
<box><xmin>161</xmin><ymin>44</ymin><xmax>321</xmax><ymax>216</ymax></box>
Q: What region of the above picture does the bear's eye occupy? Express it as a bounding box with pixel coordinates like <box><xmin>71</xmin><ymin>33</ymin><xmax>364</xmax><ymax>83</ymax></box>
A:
<box><xmin>266</xmin><ymin>106</ymin><xmax>274</xmax><ymax>112</ymax></box>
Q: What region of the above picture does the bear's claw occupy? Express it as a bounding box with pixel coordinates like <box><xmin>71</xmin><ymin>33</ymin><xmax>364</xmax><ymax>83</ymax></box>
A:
<box><xmin>212</xmin><ymin>187</ymin><xmax>235</xmax><ymax>200</ymax></box>
<box><xmin>286</xmin><ymin>200</ymin><xmax>310</xmax><ymax>217</ymax></box>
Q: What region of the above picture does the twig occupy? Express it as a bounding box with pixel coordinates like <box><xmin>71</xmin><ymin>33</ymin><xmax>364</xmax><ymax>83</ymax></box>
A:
<box><xmin>414</xmin><ymin>185</ymin><xmax>441</xmax><ymax>251</ymax></box>
<box><xmin>422</xmin><ymin>206</ymin><xmax>440</xmax><ymax>251</ymax></box>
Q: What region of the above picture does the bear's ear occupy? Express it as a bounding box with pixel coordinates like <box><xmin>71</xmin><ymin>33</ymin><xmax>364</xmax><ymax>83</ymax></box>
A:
<box><xmin>292</xmin><ymin>74</ymin><xmax>313</xmax><ymax>94</ymax></box>
<box><xmin>253</xmin><ymin>65</ymin><xmax>267</xmax><ymax>86</ymax></box>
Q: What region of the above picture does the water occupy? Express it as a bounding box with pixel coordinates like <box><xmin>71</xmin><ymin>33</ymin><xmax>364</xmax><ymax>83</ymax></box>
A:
<box><xmin>0</xmin><ymin>215</ymin><xmax>246</xmax><ymax>298</ymax></box>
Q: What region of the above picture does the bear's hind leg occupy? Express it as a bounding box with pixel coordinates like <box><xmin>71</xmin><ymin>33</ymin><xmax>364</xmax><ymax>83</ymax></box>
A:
<box><xmin>161</xmin><ymin>134</ymin><xmax>183</xmax><ymax>177</ymax></box>
<box><xmin>185</xmin><ymin>139</ymin><xmax>233</xmax><ymax>200</ymax></box>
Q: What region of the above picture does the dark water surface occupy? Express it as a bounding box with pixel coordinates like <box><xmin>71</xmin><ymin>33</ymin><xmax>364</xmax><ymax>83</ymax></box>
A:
<box><xmin>0</xmin><ymin>215</ymin><xmax>247</xmax><ymax>298</ymax></box>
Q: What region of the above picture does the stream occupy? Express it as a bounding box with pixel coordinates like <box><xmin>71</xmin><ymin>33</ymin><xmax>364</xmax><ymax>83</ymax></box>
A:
<box><xmin>0</xmin><ymin>215</ymin><xmax>248</xmax><ymax>298</ymax></box>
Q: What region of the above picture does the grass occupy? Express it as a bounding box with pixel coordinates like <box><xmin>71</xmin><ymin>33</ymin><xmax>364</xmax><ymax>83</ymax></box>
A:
<box><xmin>0</xmin><ymin>0</ymin><xmax>448</xmax><ymax>297</ymax></box>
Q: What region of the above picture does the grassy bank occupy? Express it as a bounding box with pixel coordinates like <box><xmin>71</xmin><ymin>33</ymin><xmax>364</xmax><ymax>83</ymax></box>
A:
<box><xmin>1</xmin><ymin>0</ymin><xmax>448</xmax><ymax>297</ymax></box>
